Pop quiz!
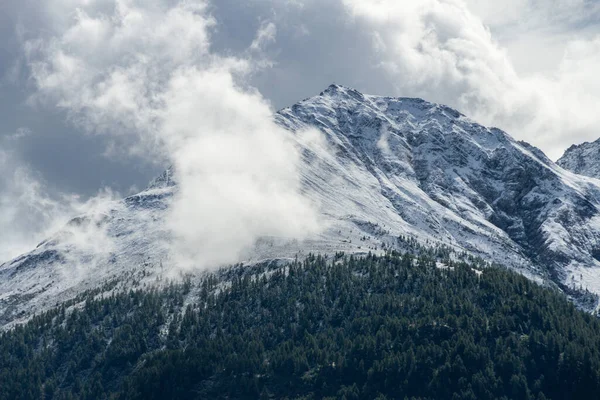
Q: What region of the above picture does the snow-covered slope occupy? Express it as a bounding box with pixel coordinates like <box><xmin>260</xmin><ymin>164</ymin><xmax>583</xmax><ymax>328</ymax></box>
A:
<box><xmin>558</xmin><ymin>139</ymin><xmax>600</xmax><ymax>179</ymax></box>
<box><xmin>3</xmin><ymin>84</ymin><xmax>600</xmax><ymax>326</ymax></box>
<box><xmin>282</xmin><ymin>85</ymin><xmax>600</xmax><ymax>298</ymax></box>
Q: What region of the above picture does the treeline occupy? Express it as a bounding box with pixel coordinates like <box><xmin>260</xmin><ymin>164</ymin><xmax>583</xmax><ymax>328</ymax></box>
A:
<box><xmin>2</xmin><ymin>252</ymin><xmax>600</xmax><ymax>399</ymax></box>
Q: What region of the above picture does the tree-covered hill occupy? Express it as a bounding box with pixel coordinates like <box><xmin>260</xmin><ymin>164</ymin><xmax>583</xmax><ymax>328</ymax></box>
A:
<box><xmin>2</xmin><ymin>252</ymin><xmax>600</xmax><ymax>399</ymax></box>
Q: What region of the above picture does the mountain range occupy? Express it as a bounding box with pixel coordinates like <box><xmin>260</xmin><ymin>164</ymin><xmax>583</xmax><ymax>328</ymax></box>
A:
<box><xmin>3</xmin><ymin>84</ymin><xmax>600</xmax><ymax>327</ymax></box>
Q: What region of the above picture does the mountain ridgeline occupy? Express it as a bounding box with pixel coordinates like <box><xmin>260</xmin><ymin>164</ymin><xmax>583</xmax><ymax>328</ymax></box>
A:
<box><xmin>3</xmin><ymin>252</ymin><xmax>600</xmax><ymax>399</ymax></box>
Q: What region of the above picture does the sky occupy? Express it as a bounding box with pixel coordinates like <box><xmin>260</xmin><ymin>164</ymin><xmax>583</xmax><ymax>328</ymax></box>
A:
<box><xmin>1</xmin><ymin>0</ymin><xmax>600</xmax><ymax>262</ymax></box>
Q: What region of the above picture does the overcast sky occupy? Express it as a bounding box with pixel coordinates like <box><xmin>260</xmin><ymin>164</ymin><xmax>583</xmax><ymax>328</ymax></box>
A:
<box><xmin>1</xmin><ymin>0</ymin><xmax>600</xmax><ymax>260</ymax></box>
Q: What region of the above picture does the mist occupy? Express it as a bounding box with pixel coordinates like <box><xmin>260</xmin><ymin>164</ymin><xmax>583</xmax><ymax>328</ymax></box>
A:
<box><xmin>0</xmin><ymin>139</ymin><xmax>119</xmax><ymax>264</ymax></box>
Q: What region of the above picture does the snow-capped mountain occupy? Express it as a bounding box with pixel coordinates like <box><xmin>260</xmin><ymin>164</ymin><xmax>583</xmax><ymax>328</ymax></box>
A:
<box><xmin>558</xmin><ymin>139</ymin><xmax>600</xmax><ymax>179</ymax></box>
<box><xmin>282</xmin><ymin>85</ymin><xmax>600</xmax><ymax>297</ymax></box>
<box><xmin>4</xmin><ymin>84</ymin><xmax>600</xmax><ymax>326</ymax></box>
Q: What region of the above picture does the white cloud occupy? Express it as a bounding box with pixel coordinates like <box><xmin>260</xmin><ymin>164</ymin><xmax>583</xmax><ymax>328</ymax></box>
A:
<box><xmin>7</xmin><ymin>127</ymin><xmax>32</xmax><ymax>141</ymax></box>
<box><xmin>162</xmin><ymin>68</ymin><xmax>320</xmax><ymax>270</ymax></box>
<box><xmin>250</xmin><ymin>21</ymin><xmax>277</xmax><ymax>52</ymax></box>
<box><xmin>0</xmin><ymin>142</ymin><xmax>117</xmax><ymax>264</ymax></box>
<box><xmin>377</xmin><ymin>125</ymin><xmax>391</xmax><ymax>154</ymax></box>
<box><xmin>0</xmin><ymin>148</ymin><xmax>62</xmax><ymax>261</ymax></box>
<box><xmin>25</xmin><ymin>0</ymin><xmax>216</xmax><ymax>158</ymax></box>
<box><xmin>465</xmin><ymin>0</ymin><xmax>600</xmax><ymax>31</ymax></box>
<box><xmin>339</xmin><ymin>0</ymin><xmax>600</xmax><ymax>159</ymax></box>
<box><xmin>25</xmin><ymin>0</ymin><xmax>321</xmax><ymax>270</ymax></box>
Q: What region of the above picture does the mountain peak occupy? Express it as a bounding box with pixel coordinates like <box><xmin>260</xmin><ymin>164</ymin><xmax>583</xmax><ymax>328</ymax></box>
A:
<box><xmin>146</xmin><ymin>166</ymin><xmax>176</xmax><ymax>190</ymax></box>
<box><xmin>319</xmin><ymin>83</ymin><xmax>366</xmax><ymax>102</ymax></box>
<box><xmin>314</xmin><ymin>84</ymin><xmax>466</xmax><ymax>123</ymax></box>
<box><xmin>558</xmin><ymin>139</ymin><xmax>600</xmax><ymax>178</ymax></box>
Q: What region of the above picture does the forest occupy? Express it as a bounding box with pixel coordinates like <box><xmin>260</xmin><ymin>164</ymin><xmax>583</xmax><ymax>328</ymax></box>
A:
<box><xmin>2</xmin><ymin>251</ymin><xmax>600</xmax><ymax>399</ymax></box>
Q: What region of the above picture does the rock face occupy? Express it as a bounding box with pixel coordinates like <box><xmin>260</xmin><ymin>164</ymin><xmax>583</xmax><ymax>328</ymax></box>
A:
<box><xmin>558</xmin><ymin>140</ymin><xmax>600</xmax><ymax>179</ymax></box>
<box><xmin>4</xmin><ymin>84</ymin><xmax>600</xmax><ymax>326</ymax></box>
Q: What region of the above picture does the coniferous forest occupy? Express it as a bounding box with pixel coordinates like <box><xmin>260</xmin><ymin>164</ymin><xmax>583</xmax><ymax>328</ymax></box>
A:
<box><xmin>2</xmin><ymin>252</ymin><xmax>600</xmax><ymax>399</ymax></box>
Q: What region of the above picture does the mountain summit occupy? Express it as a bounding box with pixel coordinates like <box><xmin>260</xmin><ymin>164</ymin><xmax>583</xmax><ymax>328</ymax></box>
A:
<box><xmin>558</xmin><ymin>139</ymin><xmax>600</xmax><ymax>179</ymax></box>
<box><xmin>3</xmin><ymin>85</ymin><xmax>600</xmax><ymax>326</ymax></box>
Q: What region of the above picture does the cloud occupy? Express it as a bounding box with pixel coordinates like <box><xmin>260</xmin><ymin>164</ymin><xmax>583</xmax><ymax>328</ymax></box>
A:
<box><xmin>162</xmin><ymin>68</ymin><xmax>320</xmax><ymax>270</ymax></box>
<box><xmin>49</xmin><ymin>190</ymin><xmax>121</xmax><ymax>282</ymax></box>
<box><xmin>250</xmin><ymin>21</ymin><xmax>277</xmax><ymax>52</ymax></box>
<box><xmin>25</xmin><ymin>0</ymin><xmax>321</xmax><ymax>270</ymax></box>
<box><xmin>0</xmin><ymin>147</ymin><xmax>62</xmax><ymax>262</ymax></box>
<box><xmin>25</xmin><ymin>0</ymin><xmax>216</xmax><ymax>159</ymax></box>
<box><xmin>336</xmin><ymin>0</ymin><xmax>600</xmax><ymax>159</ymax></box>
<box><xmin>0</xmin><ymin>140</ymin><xmax>117</xmax><ymax>264</ymax></box>
<box><xmin>465</xmin><ymin>0</ymin><xmax>600</xmax><ymax>31</ymax></box>
<box><xmin>6</xmin><ymin>127</ymin><xmax>31</xmax><ymax>141</ymax></box>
